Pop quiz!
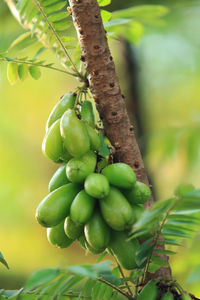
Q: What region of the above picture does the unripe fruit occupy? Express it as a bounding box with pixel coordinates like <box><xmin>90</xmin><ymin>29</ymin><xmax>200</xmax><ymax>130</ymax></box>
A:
<box><xmin>108</xmin><ymin>231</ymin><xmax>139</xmax><ymax>270</ymax></box>
<box><xmin>181</xmin><ymin>293</ymin><xmax>192</xmax><ymax>300</ymax></box>
<box><xmin>100</xmin><ymin>187</ymin><xmax>133</xmax><ymax>231</ymax></box>
<box><xmin>66</xmin><ymin>151</ymin><xmax>96</xmax><ymax>184</ymax></box>
<box><xmin>48</xmin><ymin>164</ymin><xmax>70</xmax><ymax>192</ymax></box>
<box><xmin>138</xmin><ymin>280</ymin><xmax>159</xmax><ymax>300</ymax></box>
<box><xmin>161</xmin><ymin>292</ymin><xmax>174</xmax><ymax>300</ymax></box>
<box><xmin>85</xmin><ymin>241</ymin><xmax>105</xmax><ymax>254</ymax></box>
<box><xmin>60</xmin><ymin>109</ymin><xmax>90</xmax><ymax>158</ymax></box>
<box><xmin>80</xmin><ymin>100</ymin><xmax>95</xmax><ymax>128</ymax></box>
<box><xmin>36</xmin><ymin>183</ymin><xmax>80</xmax><ymax>227</ymax></box>
<box><xmin>124</xmin><ymin>181</ymin><xmax>151</xmax><ymax>205</ymax></box>
<box><xmin>84</xmin><ymin>173</ymin><xmax>110</xmax><ymax>199</ymax></box>
<box><xmin>42</xmin><ymin>119</ymin><xmax>64</xmax><ymax>162</ymax></box>
<box><xmin>64</xmin><ymin>216</ymin><xmax>83</xmax><ymax>239</ymax></box>
<box><xmin>129</xmin><ymin>204</ymin><xmax>145</xmax><ymax>225</ymax></box>
<box><xmin>46</xmin><ymin>92</ymin><xmax>76</xmax><ymax>131</ymax></box>
<box><xmin>102</xmin><ymin>163</ymin><xmax>136</xmax><ymax>189</ymax></box>
<box><xmin>70</xmin><ymin>190</ymin><xmax>95</xmax><ymax>224</ymax></box>
<box><xmin>84</xmin><ymin>211</ymin><xmax>110</xmax><ymax>250</ymax></box>
<box><xmin>47</xmin><ymin>220</ymin><xmax>74</xmax><ymax>248</ymax></box>
<box><xmin>85</xmin><ymin>123</ymin><xmax>100</xmax><ymax>151</ymax></box>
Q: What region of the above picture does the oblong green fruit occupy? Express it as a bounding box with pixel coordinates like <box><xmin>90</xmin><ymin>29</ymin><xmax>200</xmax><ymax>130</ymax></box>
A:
<box><xmin>108</xmin><ymin>231</ymin><xmax>139</xmax><ymax>270</ymax></box>
<box><xmin>124</xmin><ymin>181</ymin><xmax>151</xmax><ymax>205</ymax></box>
<box><xmin>66</xmin><ymin>151</ymin><xmax>97</xmax><ymax>183</ymax></box>
<box><xmin>84</xmin><ymin>211</ymin><xmax>110</xmax><ymax>250</ymax></box>
<box><xmin>161</xmin><ymin>293</ymin><xmax>174</xmax><ymax>300</ymax></box>
<box><xmin>85</xmin><ymin>241</ymin><xmax>105</xmax><ymax>254</ymax></box>
<box><xmin>36</xmin><ymin>183</ymin><xmax>80</xmax><ymax>227</ymax></box>
<box><xmin>102</xmin><ymin>163</ymin><xmax>136</xmax><ymax>189</ymax></box>
<box><xmin>42</xmin><ymin>119</ymin><xmax>64</xmax><ymax>162</ymax></box>
<box><xmin>60</xmin><ymin>109</ymin><xmax>90</xmax><ymax>157</ymax></box>
<box><xmin>181</xmin><ymin>293</ymin><xmax>192</xmax><ymax>300</ymax></box>
<box><xmin>70</xmin><ymin>190</ymin><xmax>95</xmax><ymax>224</ymax></box>
<box><xmin>84</xmin><ymin>173</ymin><xmax>110</xmax><ymax>199</ymax></box>
<box><xmin>138</xmin><ymin>280</ymin><xmax>159</xmax><ymax>300</ymax></box>
<box><xmin>64</xmin><ymin>216</ymin><xmax>83</xmax><ymax>239</ymax></box>
<box><xmin>80</xmin><ymin>100</ymin><xmax>95</xmax><ymax>128</ymax></box>
<box><xmin>46</xmin><ymin>92</ymin><xmax>76</xmax><ymax>131</ymax></box>
<box><xmin>47</xmin><ymin>220</ymin><xmax>74</xmax><ymax>248</ymax></box>
<box><xmin>48</xmin><ymin>164</ymin><xmax>70</xmax><ymax>192</ymax></box>
<box><xmin>85</xmin><ymin>123</ymin><xmax>100</xmax><ymax>151</ymax></box>
<box><xmin>100</xmin><ymin>187</ymin><xmax>133</xmax><ymax>231</ymax></box>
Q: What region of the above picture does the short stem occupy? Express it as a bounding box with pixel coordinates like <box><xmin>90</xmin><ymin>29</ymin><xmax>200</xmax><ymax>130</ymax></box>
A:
<box><xmin>98</xmin><ymin>278</ymin><xmax>132</xmax><ymax>300</ymax></box>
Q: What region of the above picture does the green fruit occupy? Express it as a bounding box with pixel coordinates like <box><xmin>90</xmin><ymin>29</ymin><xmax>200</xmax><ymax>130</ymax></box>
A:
<box><xmin>46</xmin><ymin>92</ymin><xmax>76</xmax><ymax>130</ymax></box>
<box><xmin>60</xmin><ymin>148</ymin><xmax>72</xmax><ymax>162</ymax></box>
<box><xmin>84</xmin><ymin>211</ymin><xmax>110</xmax><ymax>250</ymax></box>
<box><xmin>47</xmin><ymin>220</ymin><xmax>74</xmax><ymax>248</ymax></box>
<box><xmin>84</xmin><ymin>173</ymin><xmax>110</xmax><ymax>199</ymax></box>
<box><xmin>124</xmin><ymin>181</ymin><xmax>151</xmax><ymax>205</ymax></box>
<box><xmin>85</xmin><ymin>123</ymin><xmax>100</xmax><ymax>151</ymax></box>
<box><xmin>100</xmin><ymin>187</ymin><xmax>133</xmax><ymax>231</ymax></box>
<box><xmin>42</xmin><ymin>119</ymin><xmax>64</xmax><ymax>162</ymax></box>
<box><xmin>70</xmin><ymin>190</ymin><xmax>95</xmax><ymax>224</ymax></box>
<box><xmin>161</xmin><ymin>293</ymin><xmax>174</xmax><ymax>300</ymax></box>
<box><xmin>80</xmin><ymin>100</ymin><xmax>95</xmax><ymax>128</ymax></box>
<box><xmin>102</xmin><ymin>163</ymin><xmax>136</xmax><ymax>189</ymax></box>
<box><xmin>60</xmin><ymin>109</ymin><xmax>90</xmax><ymax>158</ymax></box>
<box><xmin>36</xmin><ymin>183</ymin><xmax>80</xmax><ymax>227</ymax></box>
<box><xmin>78</xmin><ymin>235</ymin><xmax>87</xmax><ymax>250</ymax></box>
<box><xmin>181</xmin><ymin>293</ymin><xmax>192</xmax><ymax>300</ymax></box>
<box><xmin>48</xmin><ymin>164</ymin><xmax>70</xmax><ymax>192</ymax></box>
<box><xmin>138</xmin><ymin>280</ymin><xmax>159</xmax><ymax>300</ymax></box>
<box><xmin>64</xmin><ymin>216</ymin><xmax>83</xmax><ymax>239</ymax></box>
<box><xmin>108</xmin><ymin>231</ymin><xmax>139</xmax><ymax>270</ymax></box>
<box><xmin>66</xmin><ymin>151</ymin><xmax>97</xmax><ymax>183</ymax></box>
<box><xmin>85</xmin><ymin>241</ymin><xmax>105</xmax><ymax>254</ymax></box>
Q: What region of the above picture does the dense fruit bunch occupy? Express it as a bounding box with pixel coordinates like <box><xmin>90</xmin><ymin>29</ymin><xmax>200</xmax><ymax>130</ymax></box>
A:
<box><xmin>36</xmin><ymin>92</ymin><xmax>151</xmax><ymax>270</ymax></box>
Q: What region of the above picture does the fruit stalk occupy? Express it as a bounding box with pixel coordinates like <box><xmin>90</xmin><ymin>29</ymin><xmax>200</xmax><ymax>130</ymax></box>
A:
<box><xmin>68</xmin><ymin>0</ymin><xmax>171</xmax><ymax>280</ymax></box>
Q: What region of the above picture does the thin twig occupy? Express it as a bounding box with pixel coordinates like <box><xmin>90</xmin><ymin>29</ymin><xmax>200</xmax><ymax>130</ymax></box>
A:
<box><xmin>98</xmin><ymin>278</ymin><xmax>133</xmax><ymax>300</ymax></box>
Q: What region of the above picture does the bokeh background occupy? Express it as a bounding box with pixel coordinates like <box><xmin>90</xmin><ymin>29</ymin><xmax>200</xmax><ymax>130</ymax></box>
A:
<box><xmin>1</xmin><ymin>0</ymin><xmax>200</xmax><ymax>296</ymax></box>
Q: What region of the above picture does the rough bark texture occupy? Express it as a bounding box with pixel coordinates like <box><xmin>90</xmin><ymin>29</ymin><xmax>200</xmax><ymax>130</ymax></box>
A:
<box><xmin>69</xmin><ymin>0</ymin><xmax>171</xmax><ymax>280</ymax></box>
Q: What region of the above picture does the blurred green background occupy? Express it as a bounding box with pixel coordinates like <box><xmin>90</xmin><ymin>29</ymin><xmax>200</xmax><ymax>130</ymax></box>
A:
<box><xmin>1</xmin><ymin>0</ymin><xmax>200</xmax><ymax>297</ymax></box>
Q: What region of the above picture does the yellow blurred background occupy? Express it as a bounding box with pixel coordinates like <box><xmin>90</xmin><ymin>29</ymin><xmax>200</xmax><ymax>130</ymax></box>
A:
<box><xmin>1</xmin><ymin>0</ymin><xmax>200</xmax><ymax>297</ymax></box>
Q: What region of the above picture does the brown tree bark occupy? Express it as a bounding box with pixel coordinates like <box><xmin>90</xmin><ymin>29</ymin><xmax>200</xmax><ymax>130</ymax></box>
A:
<box><xmin>68</xmin><ymin>0</ymin><xmax>171</xmax><ymax>280</ymax></box>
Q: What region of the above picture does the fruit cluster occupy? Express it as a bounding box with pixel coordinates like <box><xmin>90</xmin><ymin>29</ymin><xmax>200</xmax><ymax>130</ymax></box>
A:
<box><xmin>36</xmin><ymin>92</ymin><xmax>151</xmax><ymax>270</ymax></box>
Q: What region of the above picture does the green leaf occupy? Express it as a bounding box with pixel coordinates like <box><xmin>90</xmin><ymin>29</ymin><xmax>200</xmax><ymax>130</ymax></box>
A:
<box><xmin>34</xmin><ymin>47</ymin><xmax>46</xmax><ymax>59</ymax></box>
<box><xmin>104</xmin><ymin>19</ymin><xmax>131</xmax><ymax>28</ymax></box>
<box><xmin>44</xmin><ymin>2</ymin><xmax>66</xmax><ymax>14</ymax></box>
<box><xmin>61</xmin><ymin>36</ymin><xmax>75</xmax><ymax>43</ymax></box>
<box><xmin>103</xmin><ymin>286</ymin><xmax>114</xmax><ymax>300</ymax></box>
<box><xmin>92</xmin><ymin>281</ymin><xmax>102</xmax><ymax>300</ymax></box>
<box><xmin>148</xmin><ymin>263</ymin><xmax>161</xmax><ymax>274</ymax></box>
<box><xmin>101</xmin><ymin>10</ymin><xmax>112</xmax><ymax>23</ymax></box>
<box><xmin>97</xmin><ymin>0</ymin><xmax>111</xmax><ymax>7</ymax></box>
<box><xmin>24</xmin><ymin>268</ymin><xmax>60</xmax><ymax>290</ymax></box>
<box><xmin>0</xmin><ymin>252</ymin><xmax>9</xmax><ymax>269</ymax></box>
<box><xmin>48</xmin><ymin>11</ymin><xmax>68</xmax><ymax>22</ymax></box>
<box><xmin>121</xmin><ymin>21</ymin><xmax>144</xmax><ymax>44</ymax></box>
<box><xmin>99</xmin><ymin>131</ymin><xmax>110</xmax><ymax>157</ymax></box>
<box><xmin>96</xmin><ymin>251</ymin><xmax>107</xmax><ymax>263</ymax></box>
<box><xmin>136</xmin><ymin>241</ymin><xmax>155</xmax><ymax>267</ymax></box>
<box><xmin>151</xmin><ymin>256</ymin><xmax>169</xmax><ymax>267</ymax></box>
<box><xmin>7</xmin><ymin>62</ymin><xmax>18</xmax><ymax>85</ymax></box>
<box><xmin>83</xmin><ymin>279</ymin><xmax>94</xmax><ymax>298</ymax></box>
<box><xmin>18</xmin><ymin>64</ymin><xmax>28</xmax><ymax>81</ymax></box>
<box><xmin>160</xmin><ymin>238</ymin><xmax>181</xmax><ymax>246</ymax></box>
<box><xmin>162</xmin><ymin>228</ymin><xmax>191</xmax><ymax>238</ymax></box>
<box><xmin>53</xmin><ymin>20</ymin><xmax>71</xmax><ymax>31</ymax></box>
<box><xmin>9</xmin><ymin>32</ymin><xmax>37</xmax><ymax>53</ymax></box>
<box><xmin>67</xmin><ymin>265</ymin><xmax>97</xmax><ymax>279</ymax></box>
<box><xmin>29</xmin><ymin>65</ymin><xmax>41</xmax><ymax>79</ymax></box>
<box><xmin>112</xmin><ymin>5</ymin><xmax>169</xmax><ymax>20</ymax></box>
<box><xmin>154</xmin><ymin>249</ymin><xmax>177</xmax><ymax>255</ymax></box>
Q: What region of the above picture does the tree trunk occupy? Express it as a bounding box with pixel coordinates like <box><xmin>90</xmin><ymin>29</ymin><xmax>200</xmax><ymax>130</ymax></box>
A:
<box><xmin>68</xmin><ymin>0</ymin><xmax>171</xmax><ymax>280</ymax></box>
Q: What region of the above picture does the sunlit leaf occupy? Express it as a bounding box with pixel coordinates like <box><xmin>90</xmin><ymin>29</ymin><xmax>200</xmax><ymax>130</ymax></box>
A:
<box><xmin>0</xmin><ymin>252</ymin><xmax>9</xmax><ymax>269</ymax></box>
<box><xmin>7</xmin><ymin>62</ymin><xmax>18</xmax><ymax>85</ymax></box>
<box><xmin>97</xmin><ymin>0</ymin><xmax>111</xmax><ymax>7</ymax></box>
<box><xmin>101</xmin><ymin>10</ymin><xmax>112</xmax><ymax>23</ymax></box>
<box><xmin>151</xmin><ymin>256</ymin><xmax>169</xmax><ymax>267</ymax></box>
<box><xmin>18</xmin><ymin>64</ymin><xmax>28</xmax><ymax>81</ymax></box>
<box><xmin>29</xmin><ymin>65</ymin><xmax>41</xmax><ymax>79</ymax></box>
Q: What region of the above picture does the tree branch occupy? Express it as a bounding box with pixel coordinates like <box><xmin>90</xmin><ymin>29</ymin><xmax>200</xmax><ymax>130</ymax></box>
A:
<box><xmin>68</xmin><ymin>0</ymin><xmax>171</xmax><ymax>280</ymax></box>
